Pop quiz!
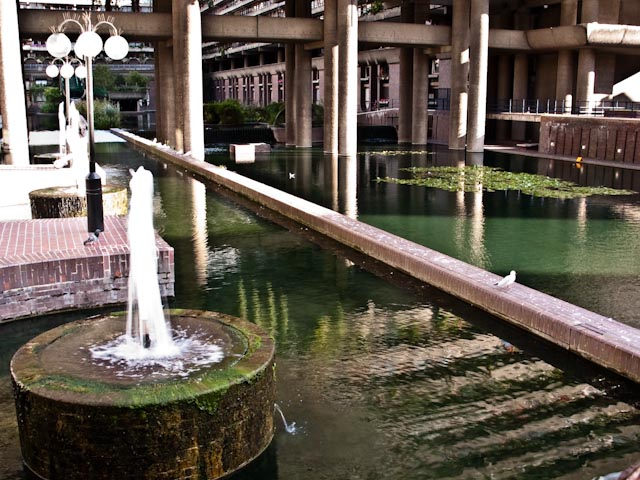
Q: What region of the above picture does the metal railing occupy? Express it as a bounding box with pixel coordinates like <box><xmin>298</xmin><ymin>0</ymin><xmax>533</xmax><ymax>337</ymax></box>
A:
<box><xmin>487</xmin><ymin>98</ymin><xmax>640</xmax><ymax>116</ymax></box>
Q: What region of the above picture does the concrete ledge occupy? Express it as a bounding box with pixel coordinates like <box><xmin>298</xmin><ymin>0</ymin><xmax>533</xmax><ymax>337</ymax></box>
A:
<box><xmin>0</xmin><ymin>216</ymin><xmax>174</xmax><ymax>323</ymax></box>
<box><xmin>113</xmin><ymin>129</ymin><xmax>640</xmax><ymax>383</ymax></box>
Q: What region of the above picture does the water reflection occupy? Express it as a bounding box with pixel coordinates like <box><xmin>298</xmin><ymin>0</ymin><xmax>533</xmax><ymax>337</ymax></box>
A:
<box><xmin>2</xmin><ymin>143</ymin><xmax>640</xmax><ymax>480</ymax></box>
<box><xmin>211</xmin><ymin>146</ymin><xmax>640</xmax><ymax>326</ymax></box>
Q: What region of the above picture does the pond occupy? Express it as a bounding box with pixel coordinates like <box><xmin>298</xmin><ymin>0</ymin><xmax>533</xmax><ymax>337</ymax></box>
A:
<box><xmin>208</xmin><ymin>145</ymin><xmax>640</xmax><ymax>328</ymax></box>
<box><xmin>1</xmin><ymin>142</ymin><xmax>639</xmax><ymax>479</ymax></box>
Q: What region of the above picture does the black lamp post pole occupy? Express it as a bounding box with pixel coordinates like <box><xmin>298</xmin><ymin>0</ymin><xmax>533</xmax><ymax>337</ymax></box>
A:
<box><xmin>84</xmin><ymin>53</ymin><xmax>104</xmax><ymax>234</ymax></box>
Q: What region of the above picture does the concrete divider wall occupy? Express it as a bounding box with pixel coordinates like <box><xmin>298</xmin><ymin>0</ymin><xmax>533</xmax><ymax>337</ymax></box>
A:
<box><xmin>539</xmin><ymin>115</ymin><xmax>640</xmax><ymax>164</ymax></box>
<box><xmin>113</xmin><ymin>129</ymin><xmax>640</xmax><ymax>383</ymax></box>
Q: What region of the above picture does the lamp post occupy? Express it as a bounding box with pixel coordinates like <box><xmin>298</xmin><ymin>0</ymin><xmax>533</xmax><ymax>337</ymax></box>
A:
<box><xmin>45</xmin><ymin>56</ymin><xmax>86</xmax><ymax>128</ymax></box>
<box><xmin>46</xmin><ymin>13</ymin><xmax>129</xmax><ymax>235</ymax></box>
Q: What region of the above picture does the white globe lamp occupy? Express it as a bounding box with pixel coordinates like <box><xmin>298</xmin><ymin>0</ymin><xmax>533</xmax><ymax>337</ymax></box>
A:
<box><xmin>46</xmin><ymin>32</ymin><xmax>72</xmax><ymax>58</ymax></box>
<box><xmin>45</xmin><ymin>64</ymin><xmax>60</xmax><ymax>78</ymax></box>
<box><xmin>60</xmin><ymin>62</ymin><xmax>75</xmax><ymax>79</ymax></box>
<box><xmin>75</xmin><ymin>30</ymin><xmax>103</xmax><ymax>59</ymax></box>
<box><xmin>104</xmin><ymin>35</ymin><xmax>129</xmax><ymax>61</ymax></box>
<box><xmin>75</xmin><ymin>65</ymin><xmax>87</xmax><ymax>79</ymax></box>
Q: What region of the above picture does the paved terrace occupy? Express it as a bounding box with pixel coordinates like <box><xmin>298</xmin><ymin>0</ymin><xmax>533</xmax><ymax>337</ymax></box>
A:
<box><xmin>113</xmin><ymin>128</ymin><xmax>640</xmax><ymax>384</ymax></box>
<box><xmin>0</xmin><ymin>216</ymin><xmax>174</xmax><ymax>323</ymax></box>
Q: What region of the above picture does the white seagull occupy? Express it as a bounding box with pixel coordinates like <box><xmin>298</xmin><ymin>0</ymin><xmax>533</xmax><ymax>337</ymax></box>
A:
<box><xmin>495</xmin><ymin>270</ymin><xmax>516</xmax><ymax>288</ymax></box>
<box><xmin>289</xmin><ymin>173</ymin><xmax>295</xmax><ymax>179</ymax></box>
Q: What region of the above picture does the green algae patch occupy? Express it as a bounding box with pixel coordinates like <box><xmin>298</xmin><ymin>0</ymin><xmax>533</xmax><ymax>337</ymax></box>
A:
<box><xmin>377</xmin><ymin>165</ymin><xmax>637</xmax><ymax>199</ymax></box>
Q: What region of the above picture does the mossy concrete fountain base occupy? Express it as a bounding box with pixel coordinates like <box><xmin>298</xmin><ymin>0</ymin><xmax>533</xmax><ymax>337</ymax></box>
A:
<box><xmin>10</xmin><ymin>309</ymin><xmax>275</xmax><ymax>480</ymax></box>
<box><xmin>29</xmin><ymin>185</ymin><xmax>128</xmax><ymax>219</ymax></box>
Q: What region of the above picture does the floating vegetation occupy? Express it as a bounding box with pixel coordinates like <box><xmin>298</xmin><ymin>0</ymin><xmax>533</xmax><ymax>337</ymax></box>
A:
<box><xmin>366</xmin><ymin>150</ymin><xmax>434</xmax><ymax>156</ymax></box>
<box><xmin>376</xmin><ymin>165</ymin><xmax>636</xmax><ymax>199</ymax></box>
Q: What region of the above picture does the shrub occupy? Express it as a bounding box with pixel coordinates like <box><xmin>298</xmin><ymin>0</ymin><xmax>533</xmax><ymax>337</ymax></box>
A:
<box><xmin>77</xmin><ymin>99</ymin><xmax>121</xmax><ymax>129</ymax></box>
<box><xmin>312</xmin><ymin>103</ymin><xmax>324</xmax><ymax>127</ymax></box>
<box><xmin>125</xmin><ymin>71</ymin><xmax>149</xmax><ymax>89</ymax></box>
<box><xmin>218</xmin><ymin>99</ymin><xmax>245</xmax><ymax>125</ymax></box>
<box><xmin>43</xmin><ymin>87</ymin><xmax>64</xmax><ymax>106</ymax></box>
<box><xmin>265</xmin><ymin>102</ymin><xmax>285</xmax><ymax>125</ymax></box>
<box><xmin>203</xmin><ymin>102</ymin><xmax>221</xmax><ymax>124</ymax></box>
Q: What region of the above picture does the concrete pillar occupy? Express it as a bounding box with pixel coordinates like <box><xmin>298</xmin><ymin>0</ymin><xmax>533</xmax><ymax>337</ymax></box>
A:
<box><xmin>555</xmin><ymin>0</ymin><xmax>577</xmax><ymax>113</ymax></box>
<box><xmin>0</xmin><ymin>0</ymin><xmax>30</xmax><ymax>165</ymax></box>
<box><xmin>599</xmin><ymin>0</ymin><xmax>620</xmax><ymax>23</ymax></box>
<box><xmin>576</xmin><ymin>48</ymin><xmax>595</xmax><ymax>113</ymax></box>
<box><xmin>577</xmin><ymin>0</ymin><xmax>597</xmax><ymax>115</ymax></box>
<box><xmin>448</xmin><ymin>0</ymin><xmax>470</xmax><ymax>150</ymax></box>
<box><xmin>398</xmin><ymin>2</ymin><xmax>414</xmax><ymax>144</ymax></box>
<box><xmin>338</xmin><ymin>0</ymin><xmax>358</xmax><ymax>156</ymax></box>
<box><xmin>171</xmin><ymin>0</ymin><xmax>185</xmax><ymax>152</ymax></box>
<box><xmin>323</xmin><ymin>0</ymin><xmax>339</xmax><ymax>154</ymax></box>
<box><xmin>294</xmin><ymin>0</ymin><xmax>312</xmax><ymax>147</ymax></box>
<box><xmin>495</xmin><ymin>54</ymin><xmax>511</xmax><ymax>140</ymax></box>
<box><xmin>156</xmin><ymin>42</ymin><xmax>176</xmax><ymax>146</ymax></box>
<box><xmin>179</xmin><ymin>0</ymin><xmax>205</xmax><ymax>160</ymax></box>
<box><xmin>512</xmin><ymin>53</ymin><xmax>528</xmax><ymax>140</ymax></box>
<box><xmin>285</xmin><ymin>0</ymin><xmax>296</xmax><ymax>145</ymax></box>
<box><xmin>466</xmin><ymin>0</ymin><xmax>489</xmax><ymax>152</ymax></box>
<box><xmin>295</xmin><ymin>44</ymin><xmax>312</xmax><ymax>147</ymax></box>
<box><xmin>581</xmin><ymin>0</ymin><xmax>599</xmax><ymax>22</ymax></box>
<box><xmin>412</xmin><ymin>1</ymin><xmax>429</xmax><ymax>145</ymax></box>
<box><xmin>411</xmin><ymin>50</ymin><xmax>429</xmax><ymax>145</ymax></box>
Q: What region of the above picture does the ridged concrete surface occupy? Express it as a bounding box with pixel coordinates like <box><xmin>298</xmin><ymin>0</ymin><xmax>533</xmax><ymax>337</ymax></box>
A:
<box><xmin>113</xmin><ymin>129</ymin><xmax>640</xmax><ymax>383</ymax></box>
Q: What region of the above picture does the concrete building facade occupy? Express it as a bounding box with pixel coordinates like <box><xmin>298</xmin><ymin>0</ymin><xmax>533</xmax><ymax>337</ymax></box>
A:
<box><xmin>4</xmin><ymin>0</ymin><xmax>640</xmax><ymax>163</ymax></box>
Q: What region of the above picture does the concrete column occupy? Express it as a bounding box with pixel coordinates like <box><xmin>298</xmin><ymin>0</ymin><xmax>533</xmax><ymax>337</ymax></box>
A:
<box><xmin>578</xmin><ymin>0</ymin><xmax>597</xmax><ymax>112</ymax></box>
<box><xmin>411</xmin><ymin>50</ymin><xmax>429</xmax><ymax>145</ymax></box>
<box><xmin>599</xmin><ymin>0</ymin><xmax>620</xmax><ymax>23</ymax></box>
<box><xmin>180</xmin><ymin>0</ymin><xmax>205</xmax><ymax>160</ymax></box>
<box><xmin>512</xmin><ymin>53</ymin><xmax>528</xmax><ymax>140</ymax></box>
<box><xmin>171</xmin><ymin>0</ymin><xmax>185</xmax><ymax>152</ymax></box>
<box><xmin>398</xmin><ymin>2</ymin><xmax>414</xmax><ymax>144</ymax></box>
<box><xmin>466</xmin><ymin>0</ymin><xmax>489</xmax><ymax>152</ymax></box>
<box><xmin>295</xmin><ymin>44</ymin><xmax>312</xmax><ymax>147</ymax></box>
<box><xmin>338</xmin><ymin>0</ymin><xmax>358</xmax><ymax>156</ymax></box>
<box><xmin>323</xmin><ymin>0</ymin><xmax>339</xmax><ymax>154</ymax></box>
<box><xmin>495</xmin><ymin>54</ymin><xmax>511</xmax><ymax>140</ymax></box>
<box><xmin>294</xmin><ymin>0</ymin><xmax>312</xmax><ymax>147</ymax></box>
<box><xmin>156</xmin><ymin>41</ymin><xmax>176</xmax><ymax>146</ymax></box>
<box><xmin>412</xmin><ymin>1</ymin><xmax>429</xmax><ymax>145</ymax></box>
<box><xmin>576</xmin><ymin>48</ymin><xmax>595</xmax><ymax>113</ymax></box>
<box><xmin>581</xmin><ymin>0</ymin><xmax>599</xmax><ymax>22</ymax></box>
<box><xmin>555</xmin><ymin>0</ymin><xmax>577</xmax><ymax>113</ymax></box>
<box><xmin>285</xmin><ymin>0</ymin><xmax>296</xmax><ymax>145</ymax></box>
<box><xmin>0</xmin><ymin>0</ymin><xmax>30</xmax><ymax>165</ymax></box>
<box><xmin>448</xmin><ymin>0</ymin><xmax>470</xmax><ymax>150</ymax></box>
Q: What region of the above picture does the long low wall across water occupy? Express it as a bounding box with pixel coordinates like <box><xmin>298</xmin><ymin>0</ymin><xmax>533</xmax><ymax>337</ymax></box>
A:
<box><xmin>113</xmin><ymin>129</ymin><xmax>640</xmax><ymax>384</ymax></box>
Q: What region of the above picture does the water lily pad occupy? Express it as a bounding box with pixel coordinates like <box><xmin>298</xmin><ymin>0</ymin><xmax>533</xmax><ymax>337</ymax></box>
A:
<box><xmin>376</xmin><ymin>165</ymin><xmax>636</xmax><ymax>199</ymax></box>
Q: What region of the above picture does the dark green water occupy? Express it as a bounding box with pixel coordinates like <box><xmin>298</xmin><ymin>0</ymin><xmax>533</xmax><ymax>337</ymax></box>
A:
<box><xmin>1</xmin><ymin>143</ymin><xmax>640</xmax><ymax>479</ymax></box>
<box><xmin>209</xmin><ymin>146</ymin><xmax>640</xmax><ymax>327</ymax></box>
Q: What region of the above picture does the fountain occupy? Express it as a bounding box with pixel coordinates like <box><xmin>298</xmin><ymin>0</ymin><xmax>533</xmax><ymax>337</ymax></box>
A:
<box><xmin>11</xmin><ymin>167</ymin><xmax>275</xmax><ymax>479</ymax></box>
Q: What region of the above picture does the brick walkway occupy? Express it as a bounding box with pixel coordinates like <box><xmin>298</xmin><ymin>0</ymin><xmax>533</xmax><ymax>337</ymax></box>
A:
<box><xmin>0</xmin><ymin>216</ymin><xmax>129</xmax><ymax>266</ymax></box>
<box><xmin>0</xmin><ymin>216</ymin><xmax>174</xmax><ymax>323</ymax></box>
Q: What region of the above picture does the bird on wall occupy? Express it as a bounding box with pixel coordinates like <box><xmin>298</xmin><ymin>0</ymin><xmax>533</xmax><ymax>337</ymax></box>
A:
<box><xmin>495</xmin><ymin>270</ymin><xmax>516</xmax><ymax>288</ymax></box>
<box><xmin>83</xmin><ymin>229</ymin><xmax>101</xmax><ymax>246</ymax></box>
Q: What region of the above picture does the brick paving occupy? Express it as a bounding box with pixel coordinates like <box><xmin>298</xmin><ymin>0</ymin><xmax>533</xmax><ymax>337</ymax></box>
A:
<box><xmin>0</xmin><ymin>216</ymin><xmax>174</xmax><ymax>323</ymax></box>
<box><xmin>0</xmin><ymin>216</ymin><xmax>129</xmax><ymax>267</ymax></box>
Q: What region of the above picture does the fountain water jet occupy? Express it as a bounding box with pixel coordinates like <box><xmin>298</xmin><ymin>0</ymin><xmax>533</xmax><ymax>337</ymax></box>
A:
<box><xmin>11</xmin><ymin>168</ymin><xmax>275</xmax><ymax>480</ymax></box>
<box><xmin>126</xmin><ymin>166</ymin><xmax>175</xmax><ymax>353</ymax></box>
